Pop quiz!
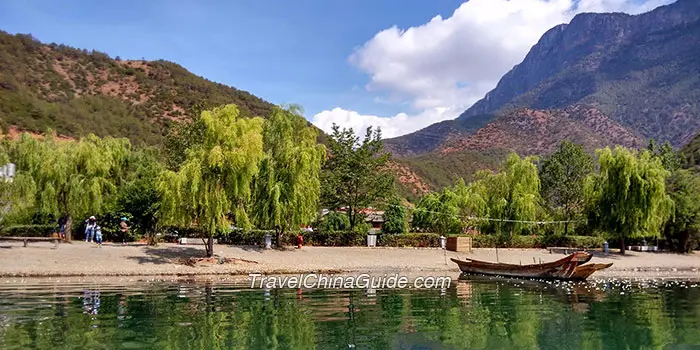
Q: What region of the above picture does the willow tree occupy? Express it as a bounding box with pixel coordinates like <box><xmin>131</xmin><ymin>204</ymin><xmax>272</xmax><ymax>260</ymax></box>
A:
<box><xmin>157</xmin><ymin>104</ymin><xmax>264</xmax><ymax>257</ymax></box>
<box><xmin>0</xmin><ymin>141</ymin><xmax>32</xmax><ymax>228</ymax></box>
<box><xmin>586</xmin><ymin>146</ymin><xmax>673</xmax><ymax>254</ymax></box>
<box><xmin>412</xmin><ymin>189</ymin><xmax>462</xmax><ymax>235</ymax></box>
<box><xmin>474</xmin><ymin>153</ymin><xmax>541</xmax><ymax>237</ymax></box>
<box><xmin>250</xmin><ymin>105</ymin><xmax>326</xmax><ymax>246</ymax></box>
<box><xmin>6</xmin><ymin>132</ymin><xmax>130</xmax><ymax>240</ymax></box>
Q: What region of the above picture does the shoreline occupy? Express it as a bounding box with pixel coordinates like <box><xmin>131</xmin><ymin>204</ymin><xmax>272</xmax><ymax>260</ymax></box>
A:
<box><xmin>1</xmin><ymin>241</ymin><xmax>699</xmax><ymax>280</ymax></box>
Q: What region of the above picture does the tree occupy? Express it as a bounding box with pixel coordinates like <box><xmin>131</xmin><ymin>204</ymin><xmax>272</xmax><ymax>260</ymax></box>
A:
<box><xmin>648</xmin><ymin>139</ymin><xmax>681</xmax><ymax>172</ymax></box>
<box><xmin>320</xmin><ymin>211</ymin><xmax>350</xmax><ymax>232</ymax></box>
<box><xmin>7</xmin><ymin>132</ymin><xmax>130</xmax><ymax>240</ymax></box>
<box><xmin>473</xmin><ymin>153</ymin><xmax>541</xmax><ymax>237</ymax></box>
<box><xmin>156</xmin><ymin>104</ymin><xmax>264</xmax><ymax>257</ymax></box>
<box><xmin>250</xmin><ymin>105</ymin><xmax>326</xmax><ymax>246</ymax></box>
<box><xmin>663</xmin><ymin>170</ymin><xmax>700</xmax><ymax>253</ymax></box>
<box><xmin>0</xmin><ymin>142</ymin><xmax>29</xmax><ymax>229</ymax></box>
<box><xmin>320</xmin><ymin>124</ymin><xmax>394</xmax><ymax>230</ymax></box>
<box><xmin>106</xmin><ymin>147</ymin><xmax>163</xmax><ymax>241</ymax></box>
<box><xmin>539</xmin><ymin>141</ymin><xmax>593</xmax><ymax>235</ymax></box>
<box><xmin>412</xmin><ymin>189</ymin><xmax>461</xmax><ymax>235</ymax></box>
<box><xmin>382</xmin><ymin>196</ymin><xmax>408</xmax><ymax>234</ymax></box>
<box><xmin>586</xmin><ymin>146</ymin><xmax>673</xmax><ymax>254</ymax></box>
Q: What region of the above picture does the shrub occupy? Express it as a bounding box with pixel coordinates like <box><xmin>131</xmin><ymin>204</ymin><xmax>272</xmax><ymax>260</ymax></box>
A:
<box><xmin>0</xmin><ymin>225</ymin><xmax>55</xmax><ymax>237</ymax></box>
<box><xmin>378</xmin><ymin>233</ymin><xmax>440</xmax><ymax>247</ymax></box>
<box><xmin>471</xmin><ymin>234</ymin><xmax>605</xmax><ymax>249</ymax></box>
<box><xmin>319</xmin><ymin>211</ymin><xmax>350</xmax><ymax>232</ymax></box>
<box><xmin>215</xmin><ymin>229</ymin><xmax>366</xmax><ymax>247</ymax></box>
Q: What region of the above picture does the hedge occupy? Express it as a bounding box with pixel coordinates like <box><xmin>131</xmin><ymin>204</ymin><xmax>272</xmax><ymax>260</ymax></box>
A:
<box><xmin>0</xmin><ymin>225</ymin><xmax>56</xmax><ymax>237</ymax></box>
<box><xmin>471</xmin><ymin>234</ymin><xmax>606</xmax><ymax>249</ymax></box>
<box><xmin>215</xmin><ymin>229</ymin><xmax>366</xmax><ymax>247</ymax></box>
<box><xmin>378</xmin><ymin>233</ymin><xmax>440</xmax><ymax>247</ymax></box>
<box><xmin>157</xmin><ymin>226</ymin><xmax>606</xmax><ymax>249</ymax></box>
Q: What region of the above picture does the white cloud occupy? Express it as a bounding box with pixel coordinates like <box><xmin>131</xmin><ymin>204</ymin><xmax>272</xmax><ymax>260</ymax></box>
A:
<box><xmin>313</xmin><ymin>106</ymin><xmax>464</xmax><ymax>139</ymax></box>
<box><xmin>312</xmin><ymin>0</ymin><xmax>674</xmax><ymax>138</ymax></box>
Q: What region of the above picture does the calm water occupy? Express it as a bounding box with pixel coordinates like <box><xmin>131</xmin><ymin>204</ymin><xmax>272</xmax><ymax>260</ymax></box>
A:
<box><xmin>1</xmin><ymin>276</ymin><xmax>700</xmax><ymax>349</ymax></box>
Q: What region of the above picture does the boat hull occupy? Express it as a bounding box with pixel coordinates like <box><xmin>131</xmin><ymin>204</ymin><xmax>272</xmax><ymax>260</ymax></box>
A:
<box><xmin>451</xmin><ymin>252</ymin><xmax>612</xmax><ymax>281</ymax></box>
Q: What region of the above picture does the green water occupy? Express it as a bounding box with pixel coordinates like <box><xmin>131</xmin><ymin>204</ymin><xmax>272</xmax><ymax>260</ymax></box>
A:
<box><xmin>1</xmin><ymin>277</ymin><xmax>699</xmax><ymax>349</ymax></box>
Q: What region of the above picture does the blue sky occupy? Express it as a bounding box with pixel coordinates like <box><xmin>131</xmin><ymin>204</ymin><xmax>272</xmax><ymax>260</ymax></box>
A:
<box><xmin>0</xmin><ymin>0</ymin><xmax>672</xmax><ymax>137</ymax></box>
<box><xmin>0</xmin><ymin>0</ymin><xmax>463</xmax><ymax>118</ymax></box>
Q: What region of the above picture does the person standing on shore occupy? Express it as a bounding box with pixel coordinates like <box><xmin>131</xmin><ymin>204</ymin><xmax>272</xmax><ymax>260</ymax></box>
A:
<box><xmin>119</xmin><ymin>217</ymin><xmax>129</xmax><ymax>245</ymax></box>
<box><xmin>94</xmin><ymin>225</ymin><xmax>103</xmax><ymax>247</ymax></box>
<box><xmin>85</xmin><ymin>216</ymin><xmax>97</xmax><ymax>243</ymax></box>
<box><xmin>56</xmin><ymin>217</ymin><xmax>66</xmax><ymax>240</ymax></box>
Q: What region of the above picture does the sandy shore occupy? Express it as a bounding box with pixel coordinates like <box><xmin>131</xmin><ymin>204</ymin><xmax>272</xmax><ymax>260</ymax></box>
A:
<box><xmin>1</xmin><ymin>241</ymin><xmax>699</xmax><ymax>279</ymax></box>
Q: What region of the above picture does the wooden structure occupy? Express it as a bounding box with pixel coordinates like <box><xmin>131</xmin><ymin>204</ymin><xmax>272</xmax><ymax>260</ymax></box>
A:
<box><xmin>451</xmin><ymin>252</ymin><xmax>612</xmax><ymax>281</ymax></box>
<box><xmin>446</xmin><ymin>237</ymin><xmax>472</xmax><ymax>252</ymax></box>
<box><xmin>0</xmin><ymin>236</ymin><xmax>61</xmax><ymax>248</ymax></box>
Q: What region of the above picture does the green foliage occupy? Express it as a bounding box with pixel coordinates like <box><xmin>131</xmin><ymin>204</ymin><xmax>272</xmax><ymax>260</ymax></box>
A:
<box><xmin>378</xmin><ymin>233</ymin><xmax>440</xmax><ymax>247</ymax></box>
<box><xmin>216</xmin><ymin>228</ymin><xmax>365</xmax><ymax>247</ymax></box>
<box><xmin>97</xmin><ymin>146</ymin><xmax>163</xmax><ymax>241</ymax></box>
<box><xmin>586</xmin><ymin>146</ymin><xmax>673</xmax><ymax>254</ymax></box>
<box><xmin>394</xmin><ymin>148</ymin><xmax>507</xmax><ymax>197</ymax></box>
<box><xmin>156</xmin><ymin>104</ymin><xmax>264</xmax><ymax>256</ymax></box>
<box><xmin>321</xmin><ymin>124</ymin><xmax>394</xmax><ymax>229</ymax></box>
<box><xmin>663</xmin><ymin>170</ymin><xmax>700</xmax><ymax>253</ymax></box>
<box><xmin>412</xmin><ymin>190</ymin><xmax>462</xmax><ymax>235</ymax></box>
<box><xmin>250</xmin><ymin>105</ymin><xmax>326</xmax><ymax>244</ymax></box>
<box><xmin>0</xmin><ymin>224</ymin><xmax>54</xmax><ymax>237</ymax></box>
<box><xmin>5</xmin><ymin>132</ymin><xmax>131</xmax><ymax>239</ymax></box>
<box><xmin>319</xmin><ymin>211</ymin><xmax>350</xmax><ymax>232</ymax></box>
<box><xmin>539</xmin><ymin>141</ymin><xmax>594</xmax><ymax>234</ymax></box>
<box><xmin>680</xmin><ymin>132</ymin><xmax>700</xmax><ymax>170</ymax></box>
<box><xmin>381</xmin><ymin>197</ymin><xmax>408</xmax><ymax>234</ymax></box>
<box><xmin>352</xmin><ymin>220</ymin><xmax>371</xmax><ymax>234</ymax></box>
<box><xmin>648</xmin><ymin>139</ymin><xmax>682</xmax><ymax>172</ymax></box>
<box><xmin>472</xmin><ymin>153</ymin><xmax>541</xmax><ymax>237</ymax></box>
<box><xmin>411</xmin><ymin>154</ymin><xmax>540</xmax><ymax>237</ymax></box>
<box><xmin>471</xmin><ymin>234</ymin><xmax>605</xmax><ymax>249</ymax></box>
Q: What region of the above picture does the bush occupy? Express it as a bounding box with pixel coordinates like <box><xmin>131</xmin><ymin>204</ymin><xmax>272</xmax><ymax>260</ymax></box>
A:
<box><xmin>216</xmin><ymin>229</ymin><xmax>270</xmax><ymax>245</ymax></box>
<box><xmin>216</xmin><ymin>229</ymin><xmax>366</xmax><ymax>247</ymax></box>
<box><xmin>471</xmin><ymin>234</ymin><xmax>605</xmax><ymax>249</ymax></box>
<box><xmin>297</xmin><ymin>230</ymin><xmax>365</xmax><ymax>246</ymax></box>
<box><xmin>319</xmin><ymin>211</ymin><xmax>350</xmax><ymax>232</ymax></box>
<box><xmin>0</xmin><ymin>225</ymin><xmax>55</xmax><ymax>237</ymax></box>
<box><xmin>378</xmin><ymin>233</ymin><xmax>440</xmax><ymax>247</ymax></box>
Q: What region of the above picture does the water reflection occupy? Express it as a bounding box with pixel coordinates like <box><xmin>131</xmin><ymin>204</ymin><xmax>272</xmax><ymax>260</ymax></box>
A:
<box><xmin>0</xmin><ymin>278</ymin><xmax>698</xmax><ymax>349</ymax></box>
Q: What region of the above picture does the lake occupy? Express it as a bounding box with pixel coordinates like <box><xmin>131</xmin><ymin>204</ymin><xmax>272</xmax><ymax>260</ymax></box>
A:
<box><xmin>1</xmin><ymin>276</ymin><xmax>699</xmax><ymax>349</ymax></box>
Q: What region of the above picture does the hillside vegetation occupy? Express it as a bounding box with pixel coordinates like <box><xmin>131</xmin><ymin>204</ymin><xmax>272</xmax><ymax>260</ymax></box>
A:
<box><xmin>0</xmin><ymin>31</ymin><xmax>275</xmax><ymax>145</ymax></box>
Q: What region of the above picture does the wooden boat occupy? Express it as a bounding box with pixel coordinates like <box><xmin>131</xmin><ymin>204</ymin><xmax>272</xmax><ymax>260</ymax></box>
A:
<box><xmin>451</xmin><ymin>252</ymin><xmax>612</xmax><ymax>281</ymax></box>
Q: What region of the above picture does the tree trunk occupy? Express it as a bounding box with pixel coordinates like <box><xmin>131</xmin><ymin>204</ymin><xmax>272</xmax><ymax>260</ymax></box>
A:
<box><xmin>564</xmin><ymin>221</ymin><xmax>569</xmax><ymax>236</ymax></box>
<box><xmin>203</xmin><ymin>236</ymin><xmax>214</xmax><ymax>257</ymax></box>
<box><xmin>348</xmin><ymin>209</ymin><xmax>355</xmax><ymax>230</ymax></box>
<box><xmin>276</xmin><ymin>228</ymin><xmax>282</xmax><ymax>248</ymax></box>
<box><xmin>620</xmin><ymin>237</ymin><xmax>626</xmax><ymax>255</ymax></box>
<box><xmin>65</xmin><ymin>215</ymin><xmax>72</xmax><ymax>241</ymax></box>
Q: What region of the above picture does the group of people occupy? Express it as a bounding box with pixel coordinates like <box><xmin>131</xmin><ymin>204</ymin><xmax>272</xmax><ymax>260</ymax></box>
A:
<box><xmin>84</xmin><ymin>216</ymin><xmax>103</xmax><ymax>246</ymax></box>
<box><xmin>84</xmin><ymin>216</ymin><xmax>129</xmax><ymax>246</ymax></box>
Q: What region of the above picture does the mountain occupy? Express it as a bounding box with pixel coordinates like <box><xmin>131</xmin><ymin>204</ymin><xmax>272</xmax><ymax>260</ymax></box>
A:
<box><xmin>0</xmin><ymin>30</ymin><xmax>278</xmax><ymax>145</ymax></box>
<box><xmin>387</xmin><ymin>0</ymin><xmax>700</xmax><ymax>159</ymax></box>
